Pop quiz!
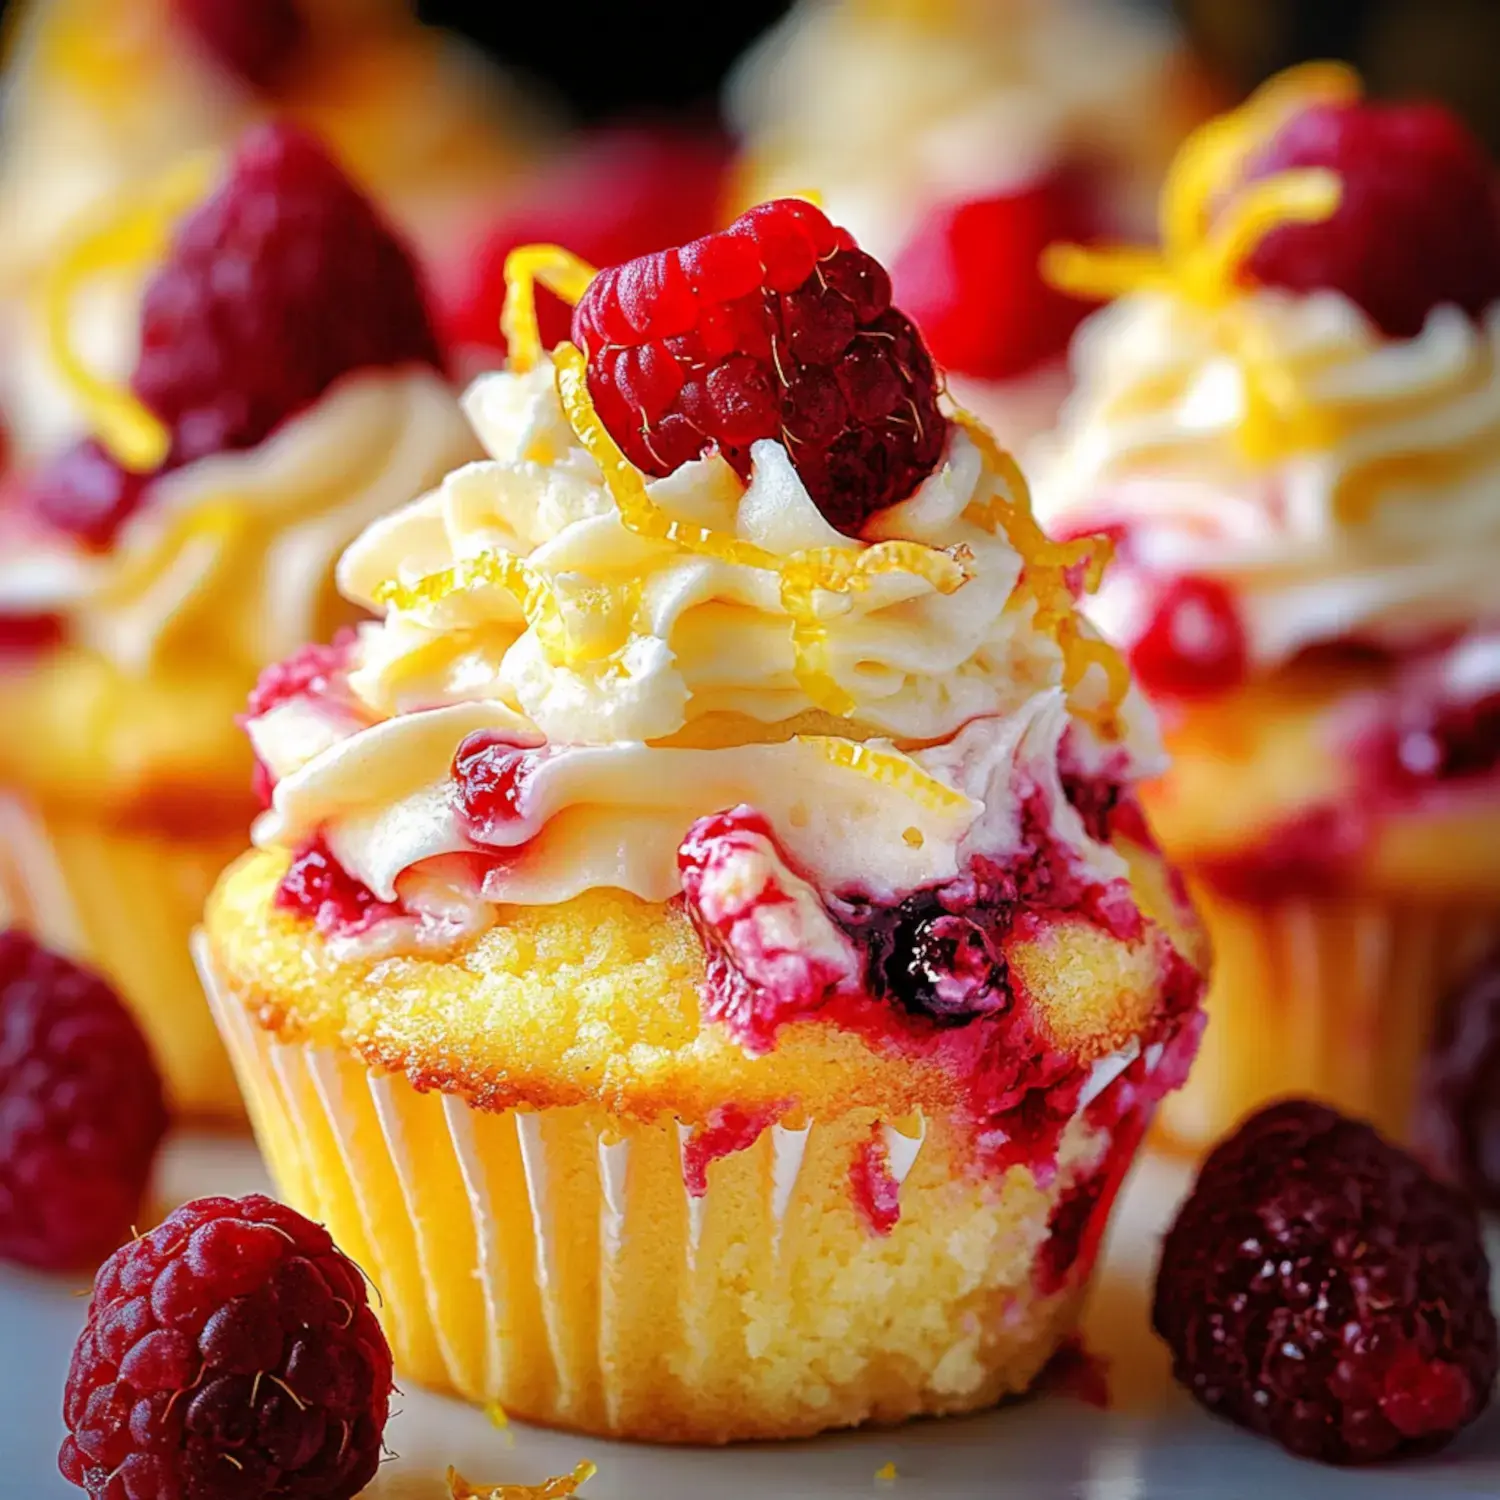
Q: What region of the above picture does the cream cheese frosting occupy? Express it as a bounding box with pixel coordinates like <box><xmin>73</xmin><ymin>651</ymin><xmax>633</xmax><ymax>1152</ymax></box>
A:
<box><xmin>1031</xmin><ymin>289</ymin><xmax>1500</xmax><ymax>670</ymax></box>
<box><xmin>247</xmin><ymin>355</ymin><xmax>1161</xmax><ymax>924</ymax></box>
<box><xmin>0</xmin><ymin>367</ymin><xmax>479</xmax><ymax>675</ymax></box>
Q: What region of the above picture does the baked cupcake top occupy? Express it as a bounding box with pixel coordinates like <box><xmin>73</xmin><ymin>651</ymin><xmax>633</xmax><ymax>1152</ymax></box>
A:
<box><xmin>1031</xmin><ymin>65</ymin><xmax>1500</xmax><ymax>892</ymax></box>
<box><xmin>0</xmin><ymin>123</ymin><xmax>478</xmax><ymax>813</ymax></box>
<box><xmin>233</xmin><ymin>200</ymin><xmax>1206</xmax><ymax>1177</ymax></box>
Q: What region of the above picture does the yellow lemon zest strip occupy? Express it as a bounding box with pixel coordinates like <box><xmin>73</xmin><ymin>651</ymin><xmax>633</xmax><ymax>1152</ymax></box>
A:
<box><xmin>1040</xmin><ymin>63</ymin><xmax>1358</xmax><ymax>465</ymax></box>
<box><xmin>44</xmin><ymin>153</ymin><xmax>216</xmax><ymax>472</ymax></box>
<box><xmin>501</xmin><ymin>246</ymin><xmax>599</xmax><ymax>374</ymax></box>
<box><xmin>796</xmin><ymin>736</ymin><xmax>969</xmax><ymax>811</ymax></box>
<box><xmin>447</xmin><ymin>1460</ymin><xmax>597</xmax><ymax>1500</ymax></box>
<box><xmin>953</xmin><ymin>410</ymin><xmax>1129</xmax><ymax>723</ymax></box>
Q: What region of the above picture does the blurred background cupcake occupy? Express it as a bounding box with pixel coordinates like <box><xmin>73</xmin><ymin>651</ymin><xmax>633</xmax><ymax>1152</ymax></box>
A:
<box><xmin>1031</xmin><ymin>63</ymin><xmax>1500</xmax><ymax>1150</ymax></box>
<box><xmin>726</xmin><ymin>0</ymin><xmax>1215</xmax><ymax>447</ymax></box>
<box><xmin>0</xmin><ymin>0</ymin><xmax>542</xmax><ymax>460</ymax></box>
<box><xmin>0</xmin><ymin>122</ymin><xmax>478</xmax><ymax>1116</ymax></box>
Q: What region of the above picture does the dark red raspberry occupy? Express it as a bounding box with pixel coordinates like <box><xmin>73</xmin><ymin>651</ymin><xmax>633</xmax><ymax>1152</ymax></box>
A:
<box><xmin>172</xmin><ymin>0</ymin><xmax>308</xmax><ymax>92</ymax></box>
<box><xmin>59</xmin><ymin>1193</ymin><xmax>393</xmax><ymax>1500</ymax></box>
<box><xmin>1414</xmin><ymin>948</ymin><xmax>1500</xmax><ymax>1211</ymax></box>
<box><xmin>892</xmin><ymin>171</ymin><xmax>1099</xmax><ymax>381</ymax></box>
<box><xmin>133</xmin><ymin>121</ymin><xmax>442</xmax><ymax>471</ymax></box>
<box><xmin>1129</xmin><ymin>575</ymin><xmax>1248</xmax><ymax>702</ymax></box>
<box><xmin>27</xmin><ymin>439</ymin><xmax>152</xmax><ymax>551</ymax></box>
<box><xmin>572</xmin><ymin>198</ymin><xmax>950</xmax><ymax>535</ymax></box>
<box><xmin>0</xmin><ymin>932</ymin><xmax>166</xmax><ymax>1272</ymax></box>
<box><xmin>1242</xmin><ymin>99</ymin><xmax>1500</xmax><ymax>339</ymax></box>
<box><xmin>1153</xmin><ymin>1099</ymin><xmax>1498</xmax><ymax>1465</ymax></box>
<box><xmin>438</xmin><ymin>125</ymin><xmax>730</xmax><ymax>357</ymax></box>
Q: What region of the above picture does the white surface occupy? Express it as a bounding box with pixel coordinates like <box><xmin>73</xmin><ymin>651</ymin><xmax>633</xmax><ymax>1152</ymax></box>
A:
<box><xmin>3</xmin><ymin>1134</ymin><xmax>1500</xmax><ymax>1498</ymax></box>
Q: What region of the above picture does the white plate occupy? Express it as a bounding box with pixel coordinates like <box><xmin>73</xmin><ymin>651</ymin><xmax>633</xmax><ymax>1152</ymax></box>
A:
<box><xmin>5</xmin><ymin>1136</ymin><xmax>1498</xmax><ymax>1498</ymax></box>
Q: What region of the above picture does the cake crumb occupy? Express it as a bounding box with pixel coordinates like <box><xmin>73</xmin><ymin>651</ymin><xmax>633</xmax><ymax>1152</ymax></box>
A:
<box><xmin>875</xmin><ymin>1460</ymin><xmax>898</xmax><ymax>1483</ymax></box>
<box><xmin>484</xmin><ymin>1399</ymin><xmax>515</xmax><ymax>1448</ymax></box>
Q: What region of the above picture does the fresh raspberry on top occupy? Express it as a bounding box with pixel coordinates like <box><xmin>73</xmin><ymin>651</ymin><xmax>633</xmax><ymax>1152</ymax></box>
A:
<box><xmin>892</xmin><ymin>171</ymin><xmax>1099</xmax><ymax>381</ymax></box>
<box><xmin>1414</xmin><ymin>947</ymin><xmax>1500</xmax><ymax>1210</ymax></box>
<box><xmin>1128</xmin><ymin>575</ymin><xmax>1248</xmax><ymax>702</ymax></box>
<box><xmin>439</xmin><ymin>125</ymin><xmax>730</xmax><ymax>358</ymax></box>
<box><xmin>133</xmin><ymin>121</ymin><xmax>442</xmax><ymax>469</ymax></box>
<box><xmin>1241</xmin><ymin>99</ymin><xmax>1500</xmax><ymax>339</ymax></box>
<box><xmin>1154</xmin><ymin>1099</ymin><xmax>1497</xmax><ymax>1464</ymax></box>
<box><xmin>59</xmin><ymin>1193</ymin><xmax>393</xmax><ymax>1500</ymax></box>
<box><xmin>572</xmin><ymin>198</ymin><xmax>950</xmax><ymax>536</ymax></box>
<box><xmin>172</xmin><ymin>0</ymin><xmax>308</xmax><ymax>92</ymax></box>
<box><xmin>0</xmin><ymin>931</ymin><xmax>167</xmax><ymax>1271</ymax></box>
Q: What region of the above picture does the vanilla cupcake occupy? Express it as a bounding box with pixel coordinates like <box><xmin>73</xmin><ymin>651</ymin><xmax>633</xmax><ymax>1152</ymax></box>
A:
<box><xmin>726</xmin><ymin>0</ymin><xmax>1209</xmax><ymax>448</ymax></box>
<box><xmin>0</xmin><ymin>123</ymin><xmax>478</xmax><ymax>1115</ymax></box>
<box><xmin>201</xmin><ymin>199</ymin><xmax>1206</xmax><ymax>1441</ymax></box>
<box><xmin>0</xmin><ymin>0</ymin><xmax>539</xmax><ymax>459</ymax></box>
<box><xmin>1032</xmin><ymin>65</ymin><xmax>1500</xmax><ymax>1149</ymax></box>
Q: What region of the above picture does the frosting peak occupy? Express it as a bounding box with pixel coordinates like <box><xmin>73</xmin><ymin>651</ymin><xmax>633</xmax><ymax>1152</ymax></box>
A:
<box><xmin>249</xmin><ymin>349</ymin><xmax>1159</xmax><ymax>930</ymax></box>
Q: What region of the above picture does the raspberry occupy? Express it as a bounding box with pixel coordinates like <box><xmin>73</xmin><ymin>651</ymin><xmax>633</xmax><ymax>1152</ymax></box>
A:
<box><xmin>1153</xmin><ymin>1099</ymin><xmax>1498</xmax><ymax>1464</ymax></box>
<box><xmin>0</xmin><ymin>931</ymin><xmax>167</xmax><ymax>1271</ymax></box>
<box><xmin>27</xmin><ymin>440</ymin><xmax>152</xmax><ymax>551</ymax></box>
<box><xmin>891</xmin><ymin>171</ymin><xmax>1098</xmax><ymax>381</ymax></box>
<box><xmin>1242</xmin><ymin>99</ymin><xmax>1500</xmax><ymax>340</ymax></box>
<box><xmin>572</xmin><ymin>198</ymin><xmax>949</xmax><ymax>535</ymax></box>
<box><xmin>1128</xmin><ymin>575</ymin><xmax>1247</xmax><ymax>702</ymax></box>
<box><xmin>438</xmin><ymin>126</ymin><xmax>730</xmax><ymax>357</ymax></box>
<box><xmin>172</xmin><ymin>0</ymin><xmax>308</xmax><ymax>92</ymax></box>
<box><xmin>134</xmin><ymin>121</ymin><xmax>442</xmax><ymax>471</ymax></box>
<box><xmin>1414</xmin><ymin>948</ymin><xmax>1500</xmax><ymax>1211</ymax></box>
<box><xmin>59</xmin><ymin>1193</ymin><xmax>393</xmax><ymax>1500</ymax></box>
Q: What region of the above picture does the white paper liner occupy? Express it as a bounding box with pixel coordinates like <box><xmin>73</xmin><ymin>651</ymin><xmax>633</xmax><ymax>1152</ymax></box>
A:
<box><xmin>195</xmin><ymin>933</ymin><xmax>1148</xmax><ymax>1442</ymax></box>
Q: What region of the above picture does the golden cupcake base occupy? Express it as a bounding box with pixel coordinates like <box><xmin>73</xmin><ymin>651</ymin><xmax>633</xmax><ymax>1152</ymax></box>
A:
<box><xmin>0</xmin><ymin>795</ymin><xmax>244</xmax><ymax>1119</ymax></box>
<box><xmin>1157</xmin><ymin>882</ymin><xmax>1499</xmax><ymax>1151</ymax></box>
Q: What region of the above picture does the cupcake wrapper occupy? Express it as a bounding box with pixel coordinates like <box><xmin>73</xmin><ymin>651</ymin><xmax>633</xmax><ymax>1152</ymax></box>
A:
<box><xmin>198</xmin><ymin>936</ymin><xmax>1136</xmax><ymax>1443</ymax></box>
<box><xmin>0</xmin><ymin>794</ymin><xmax>243</xmax><ymax>1118</ymax></box>
<box><xmin>1158</xmin><ymin>887</ymin><xmax>1500</xmax><ymax>1152</ymax></box>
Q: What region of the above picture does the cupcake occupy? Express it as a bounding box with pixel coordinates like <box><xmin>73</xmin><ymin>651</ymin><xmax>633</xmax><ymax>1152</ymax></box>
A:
<box><xmin>1031</xmin><ymin>64</ymin><xmax>1500</xmax><ymax>1149</ymax></box>
<box><xmin>726</xmin><ymin>0</ymin><xmax>1211</xmax><ymax>448</ymax></box>
<box><xmin>200</xmin><ymin>198</ymin><xmax>1207</xmax><ymax>1441</ymax></box>
<box><xmin>0</xmin><ymin>0</ymin><xmax>538</xmax><ymax>459</ymax></box>
<box><xmin>0</xmin><ymin>122</ymin><xmax>479</xmax><ymax>1115</ymax></box>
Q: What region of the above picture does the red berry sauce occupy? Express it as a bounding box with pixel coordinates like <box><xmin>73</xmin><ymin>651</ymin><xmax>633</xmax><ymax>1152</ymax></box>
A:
<box><xmin>680</xmin><ymin>1104</ymin><xmax>781</xmax><ymax>1198</ymax></box>
<box><xmin>274</xmin><ymin>837</ymin><xmax>401</xmax><ymax>940</ymax></box>
<box><xmin>850</xmin><ymin>1131</ymin><xmax>903</xmax><ymax>1236</ymax></box>
<box><xmin>451</xmin><ymin>731</ymin><xmax>545</xmax><ymax>846</ymax></box>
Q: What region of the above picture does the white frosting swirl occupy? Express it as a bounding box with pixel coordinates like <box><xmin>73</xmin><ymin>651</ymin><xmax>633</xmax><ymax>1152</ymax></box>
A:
<box><xmin>248</xmin><ymin>358</ymin><xmax>1161</xmax><ymax>919</ymax></box>
<box><xmin>1032</xmin><ymin>291</ymin><xmax>1500</xmax><ymax>668</ymax></box>
<box><xmin>0</xmin><ymin>368</ymin><xmax>480</xmax><ymax>674</ymax></box>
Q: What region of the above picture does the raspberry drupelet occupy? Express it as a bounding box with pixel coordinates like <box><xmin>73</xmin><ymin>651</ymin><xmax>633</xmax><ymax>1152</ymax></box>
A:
<box><xmin>1154</xmin><ymin>1099</ymin><xmax>1498</xmax><ymax>1464</ymax></box>
<box><xmin>571</xmin><ymin>198</ymin><xmax>949</xmax><ymax>536</ymax></box>
<box><xmin>60</xmin><ymin>1194</ymin><xmax>394</xmax><ymax>1500</ymax></box>
<box><xmin>0</xmin><ymin>931</ymin><xmax>167</xmax><ymax>1272</ymax></box>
